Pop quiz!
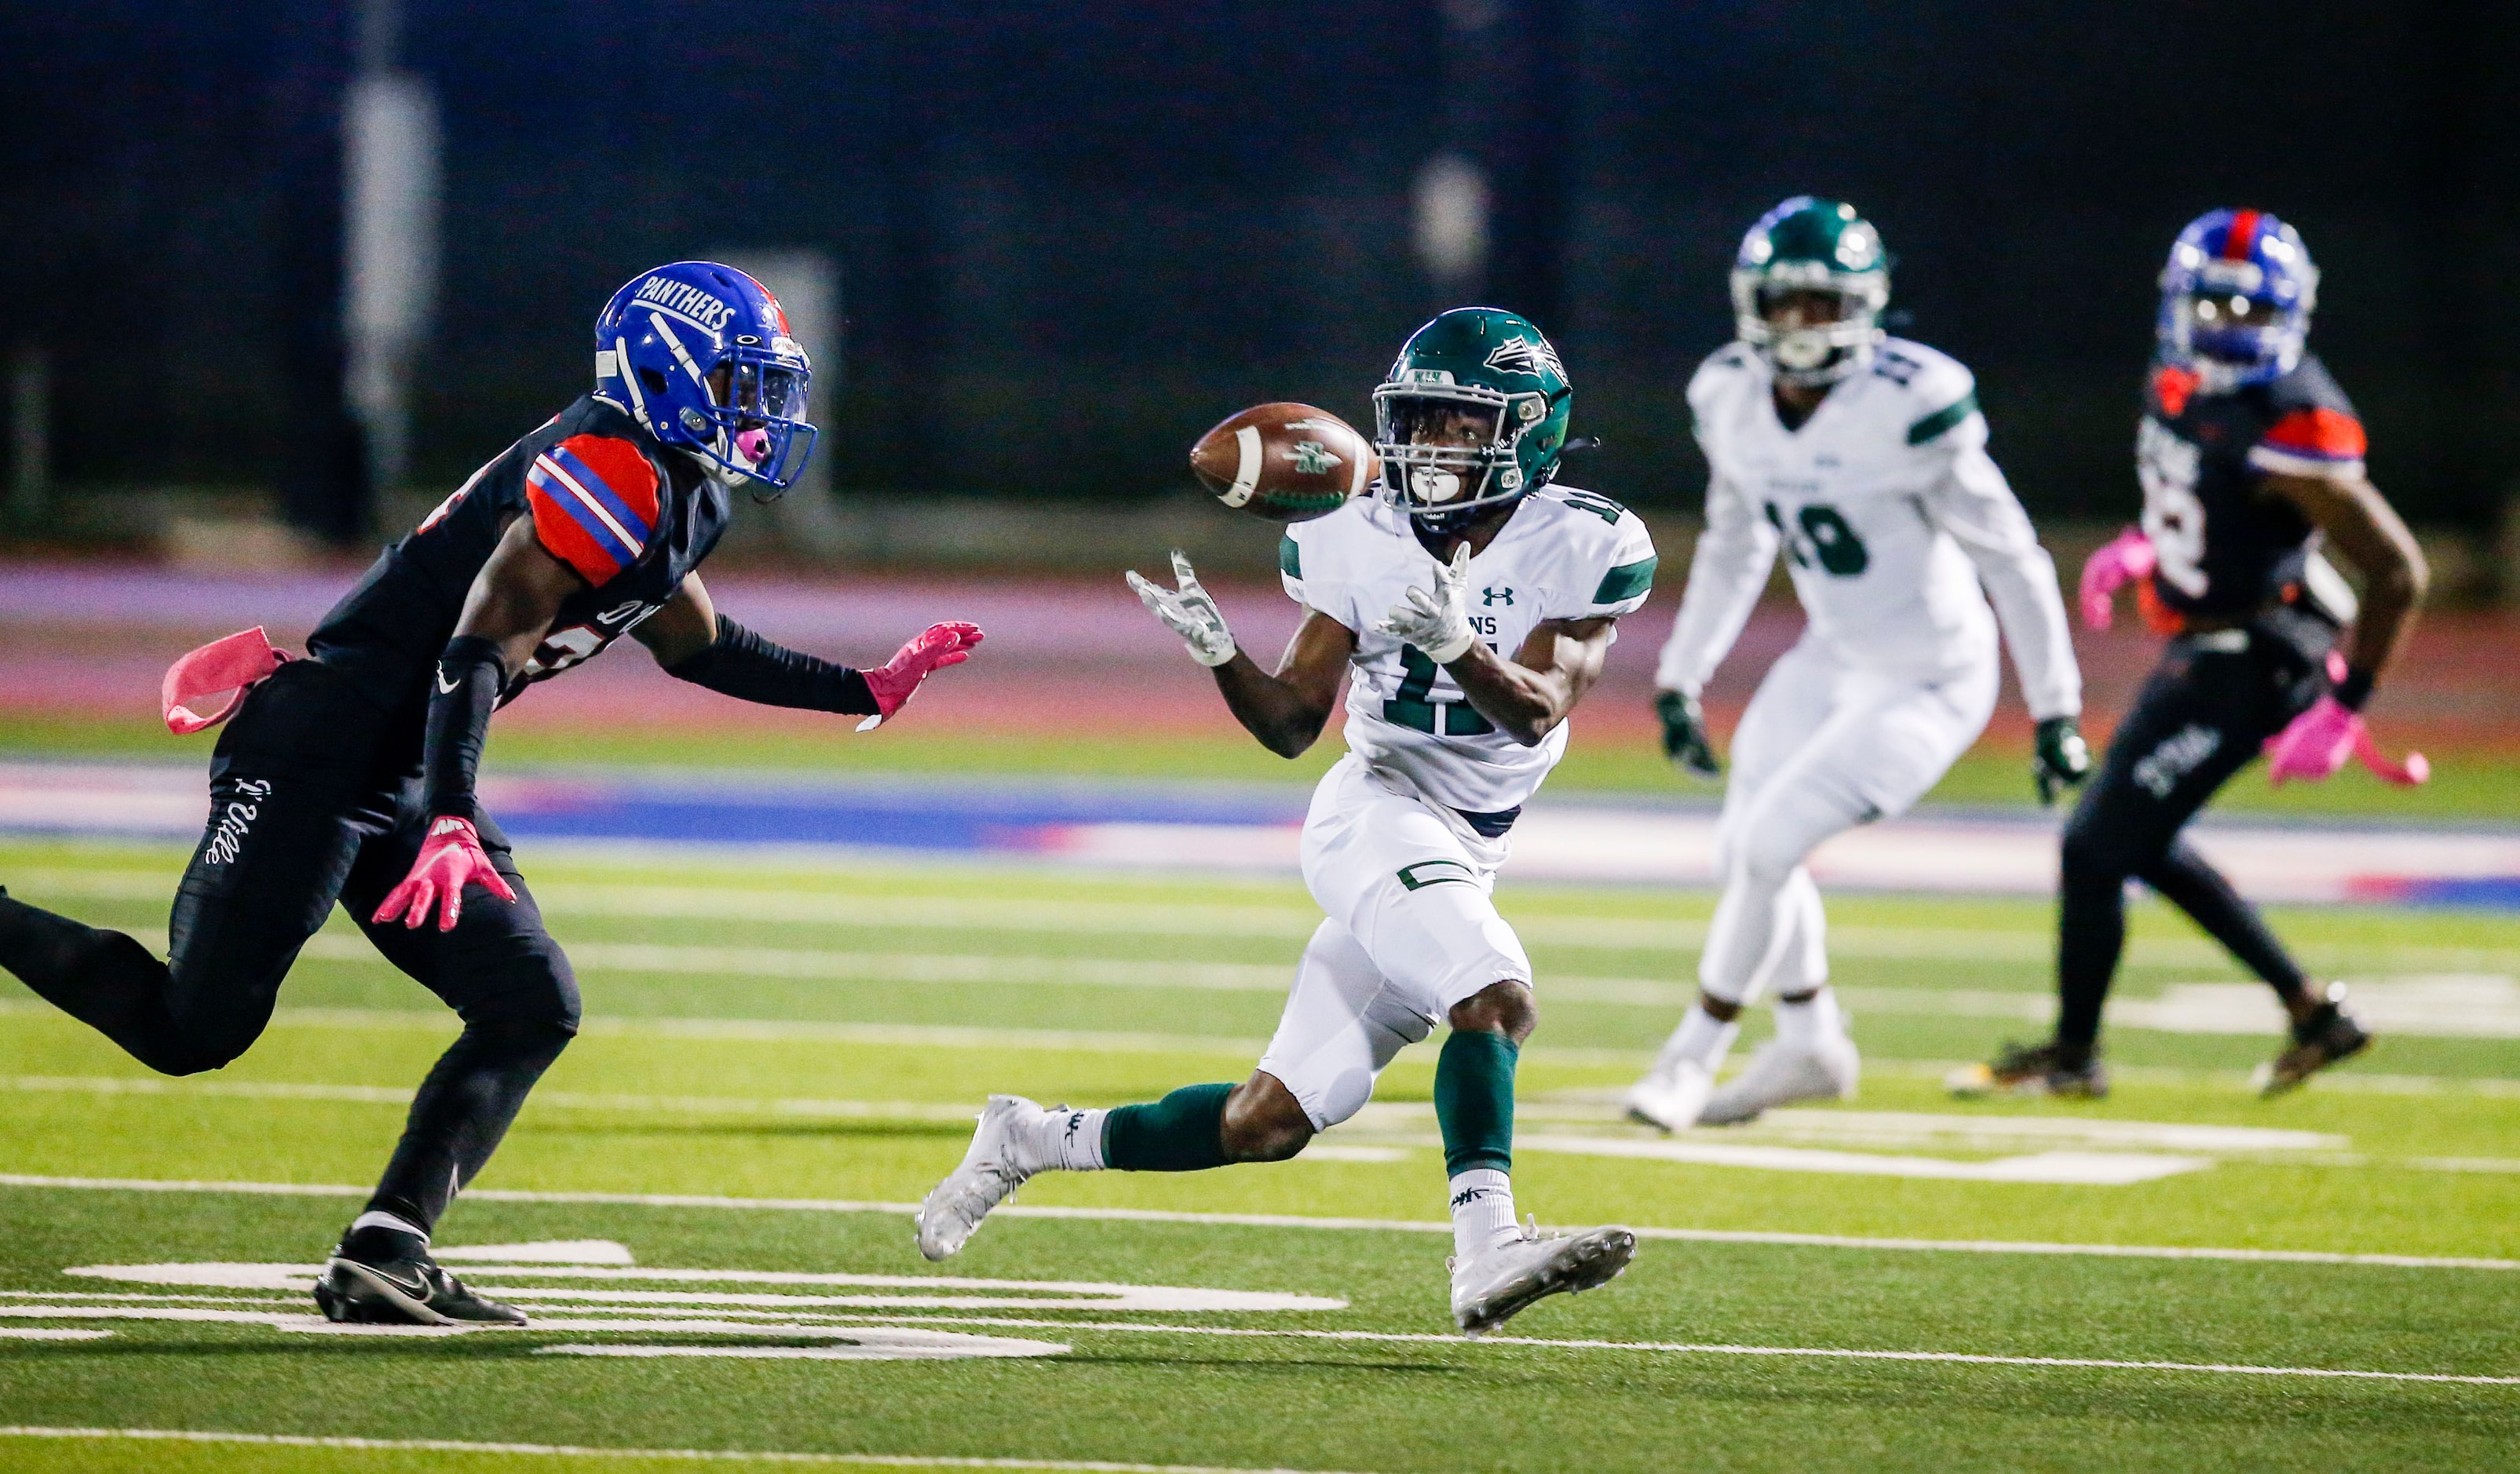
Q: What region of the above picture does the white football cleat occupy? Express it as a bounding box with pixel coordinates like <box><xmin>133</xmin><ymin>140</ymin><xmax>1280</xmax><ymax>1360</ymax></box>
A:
<box><xmin>1449</xmin><ymin>1220</ymin><xmax>1638</xmax><ymax>1337</ymax></box>
<box><xmin>915</xmin><ymin>1094</ymin><xmax>1050</xmax><ymax>1262</ymax></box>
<box><xmin>1697</xmin><ymin>1037</ymin><xmax>1860</xmax><ymax>1126</ymax></box>
<box><xmin>1623</xmin><ymin>1059</ymin><xmax>1715</xmax><ymax>1133</ymax></box>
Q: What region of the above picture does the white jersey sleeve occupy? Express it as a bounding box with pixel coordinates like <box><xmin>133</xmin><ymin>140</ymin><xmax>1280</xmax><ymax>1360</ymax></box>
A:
<box><xmin>1278</xmin><ymin>524</ymin><xmax>1359</xmax><ymax>633</ymax></box>
<box><xmin>1654</xmin><ymin>471</ymin><xmax>1777</xmax><ymax>697</ymax></box>
<box><xmin>1655</xmin><ymin>350</ymin><xmax>1780</xmax><ymax>696</ymax></box>
<box><xmin>1910</xmin><ymin>395</ymin><xmax>2083</xmax><ymax>721</ymax></box>
<box><xmin>1563</xmin><ymin>494</ymin><xmax>1659</xmax><ymax>621</ymax></box>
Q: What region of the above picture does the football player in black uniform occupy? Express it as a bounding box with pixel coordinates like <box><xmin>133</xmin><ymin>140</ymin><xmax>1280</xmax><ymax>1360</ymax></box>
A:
<box><xmin>1951</xmin><ymin>210</ymin><xmax>2427</xmax><ymax>1100</ymax></box>
<box><xmin>0</xmin><ymin>262</ymin><xmax>983</xmax><ymax>1323</ymax></box>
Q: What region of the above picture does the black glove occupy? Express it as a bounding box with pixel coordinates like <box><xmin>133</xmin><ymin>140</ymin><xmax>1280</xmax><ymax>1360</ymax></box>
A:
<box><xmin>2033</xmin><ymin>715</ymin><xmax>2091</xmax><ymax>806</ymax></box>
<box><xmin>1656</xmin><ymin>689</ymin><xmax>1720</xmax><ymax>780</ymax></box>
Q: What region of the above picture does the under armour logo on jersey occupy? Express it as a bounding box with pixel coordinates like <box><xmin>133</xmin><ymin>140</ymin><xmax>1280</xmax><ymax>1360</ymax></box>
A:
<box><xmin>1483</xmin><ymin>335</ymin><xmax>1564</xmax><ymax>381</ymax></box>
<box><xmin>1481</xmin><ymin>586</ymin><xmax>1514</xmax><ymax>607</ymax></box>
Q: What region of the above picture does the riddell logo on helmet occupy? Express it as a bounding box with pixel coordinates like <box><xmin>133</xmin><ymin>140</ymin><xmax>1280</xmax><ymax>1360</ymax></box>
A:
<box><xmin>634</xmin><ymin>275</ymin><xmax>736</xmax><ymax>334</ymax></box>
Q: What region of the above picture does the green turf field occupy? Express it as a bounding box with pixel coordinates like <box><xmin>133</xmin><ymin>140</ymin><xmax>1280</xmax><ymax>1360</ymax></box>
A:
<box><xmin>2</xmin><ymin>840</ymin><xmax>2516</xmax><ymax>1472</ymax></box>
<box><xmin>8</xmin><ymin>711</ymin><xmax>2515</xmax><ymax>821</ymax></box>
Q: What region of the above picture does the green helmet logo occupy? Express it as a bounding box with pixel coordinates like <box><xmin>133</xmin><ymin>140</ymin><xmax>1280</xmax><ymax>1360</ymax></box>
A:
<box><xmin>1372</xmin><ymin>307</ymin><xmax>1572</xmax><ymax>527</ymax></box>
<box><xmin>1732</xmin><ymin>196</ymin><xmax>1890</xmax><ymax>386</ymax></box>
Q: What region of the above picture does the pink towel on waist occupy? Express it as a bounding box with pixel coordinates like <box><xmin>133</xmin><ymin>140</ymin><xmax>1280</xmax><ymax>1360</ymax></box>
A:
<box><xmin>162</xmin><ymin>627</ymin><xmax>291</xmax><ymax>735</ymax></box>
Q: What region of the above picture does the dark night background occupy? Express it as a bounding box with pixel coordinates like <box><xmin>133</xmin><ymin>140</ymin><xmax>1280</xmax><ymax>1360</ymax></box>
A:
<box><xmin>3</xmin><ymin>0</ymin><xmax>2516</xmax><ymax>535</ymax></box>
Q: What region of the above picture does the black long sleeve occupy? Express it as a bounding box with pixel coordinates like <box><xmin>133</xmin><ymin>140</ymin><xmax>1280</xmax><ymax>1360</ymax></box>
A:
<box><xmin>422</xmin><ymin>636</ymin><xmax>506</xmax><ymax>823</ymax></box>
<box><xmin>664</xmin><ymin>615</ymin><xmax>879</xmax><ymax>715</ymax></box>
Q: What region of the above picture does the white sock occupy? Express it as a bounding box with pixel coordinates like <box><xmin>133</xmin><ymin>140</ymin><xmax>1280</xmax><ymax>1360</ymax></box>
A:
<box><xmin>1033</xmin><ymin>1106</ymin><xmax>1108</xmax><ymax>1172</ymax></box>
<box><xmin>1448</xmin><ymin>1168</ymin><xmax>1517</xmax><ymax>1260</ymax></box>
<box><xmin>1774</xmin><ymin>988</ymin><xmax>1843</xmax><ymax>1050</ymax></box>
<box><xmin>1658</xmin><ymin>1004</ymin><xmax>1740</xmax><ymax>1076</ymax></box>
<box><xmin>349</xmin><ymin>1210</ymin><xmax>428</xmax><ymax>1242</ymax></box>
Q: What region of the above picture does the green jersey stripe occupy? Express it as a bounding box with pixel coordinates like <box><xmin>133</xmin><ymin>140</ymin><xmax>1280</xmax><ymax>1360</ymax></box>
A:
<box><xmin>1906</xmin><ymin>392</ymin><xmax>1978</xmax><ymax>445</ymax></box>
<box><xmin>1592</xmin><ymin>556</ymin><xmax>1657</xmax><ymax>606</ymax></box>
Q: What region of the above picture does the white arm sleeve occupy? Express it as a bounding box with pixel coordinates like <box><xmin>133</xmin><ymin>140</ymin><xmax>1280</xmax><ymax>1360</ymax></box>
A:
<box><xmin>1653</xmin><ymin>472</ymin><xmax>1777</xmax><ymax>696</ymax></box>
<box><xmin>1920</xmin><ymin>439</ymin><xmax>2083</xmax><ymax>720</ymax></box>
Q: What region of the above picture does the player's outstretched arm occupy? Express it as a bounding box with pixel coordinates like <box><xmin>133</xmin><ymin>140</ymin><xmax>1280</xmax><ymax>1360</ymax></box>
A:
<box><xmin>1127</xmin><ymin>551</ymin><xmax>1354</xmax><ymax>758</ymax></box>
<box><xmin>1213</xmin><ymin>609</ymin><xmax>1355</xmax><ymax>758</ymax></box>
<box><xmin>375</xmin><ymin>514</ymin><xmax>585</xmax><ymax>932</ymax></box>
<box><xmin>641</xmin><ymin>573</ymin><xmax>984</xmax><ymax>730</ymax></box>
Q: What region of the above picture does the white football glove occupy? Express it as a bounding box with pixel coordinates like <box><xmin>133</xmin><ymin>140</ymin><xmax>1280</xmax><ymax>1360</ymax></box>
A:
<box><xmin>1125</xmin><ymin>550</ymin><xmax>1238</xmax><ymax>667</ymax></box>
<box><xmin>1375</xmin><ymin>543</ymin><xmax>1477</xmax><ymax>663</ymax></box>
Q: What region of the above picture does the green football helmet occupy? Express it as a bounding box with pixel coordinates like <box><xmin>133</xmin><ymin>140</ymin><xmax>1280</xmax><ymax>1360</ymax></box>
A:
<box><xmin>1731</xmin><ymin>196</ymin><xmax>1890</xmax><ymax>386</ymax></box>
<box><xmin>1371</xmin><ymin>307</ymin><xmax>1572</xmax><ymax>530</ymax></box>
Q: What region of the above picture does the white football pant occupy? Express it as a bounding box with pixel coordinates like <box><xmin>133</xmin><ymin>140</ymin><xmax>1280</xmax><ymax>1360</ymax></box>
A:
<box><xmin>1700</xmin><ymin>639</ymin><xmax>1997</xmax><ymax>1005</ymax></box>
<box><xmin>1257</xmin><ymin>755</ymin><xmax>1533</xmax><ymax>1130</ymax></box>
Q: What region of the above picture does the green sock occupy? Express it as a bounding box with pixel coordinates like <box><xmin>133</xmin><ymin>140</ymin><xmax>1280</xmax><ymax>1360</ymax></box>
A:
<box><xmin>1434</xmin><ymin>1030</ymin><xmax>1518</xmax><ymax>1177</ymax></box>
<box><xmin>1102</xmin><ymin>1082</ymin><xmax>1235</xmax><ymax>1172</ymax></box>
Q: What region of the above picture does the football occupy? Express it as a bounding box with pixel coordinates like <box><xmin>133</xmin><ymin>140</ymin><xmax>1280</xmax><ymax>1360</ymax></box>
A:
<box><xmin>1188</xmin><ymin>403</ymin><xmax>1380</xmax><ymax>523</ymax></box>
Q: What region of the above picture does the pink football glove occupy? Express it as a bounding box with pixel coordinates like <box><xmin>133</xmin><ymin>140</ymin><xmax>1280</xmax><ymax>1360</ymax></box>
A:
<box><xmin>2078</xmin><ymin>527</ymin><xmax>2157</xmax><ymax>631</ymax></box>
<box><xmin>856</xmin><ymin>621</ymin><xmax>985</xmax><ymax>730</ymax></box>
<box><xmin>2265</xmin><ymin>666</ymin><xmax>2431</xmax><ymax>788</ymax></box>
<box><xmin>163</xmin><ymin>627</ymin><xmax>290</xmax><ymax>734</ymax></box>
<box><xmin>372</xmin><ymin>816</ymin><xmax>518</xmax><ymax>932</ymax></box>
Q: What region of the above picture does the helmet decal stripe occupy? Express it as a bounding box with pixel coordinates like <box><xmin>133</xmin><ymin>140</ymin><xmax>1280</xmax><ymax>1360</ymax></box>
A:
<box><xmin>2222</xmin><ymin>209</ymin><xmax>2262</xmax><ymax>261</ymax></box>
<box><xmin>611</xmin><ymin>336</ymin><xmax>649</xmax><ymax>425</ymax></box>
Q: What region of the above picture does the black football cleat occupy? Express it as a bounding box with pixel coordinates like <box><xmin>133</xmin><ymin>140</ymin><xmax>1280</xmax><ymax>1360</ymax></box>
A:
<box><xmin>1945</xmin><ymin>1039</ymin><xmax>2109</xmax><ymax>1100</ymax></box>
<box><xmin>2256</xmin><ymin>984</ymin><xmax>2372</xmax><ymax>1098</ymax></box>
<box><xmin>313</xmin><ymin>1225</ymin><xmax>527</xmax><ymax>1326</ymax></box>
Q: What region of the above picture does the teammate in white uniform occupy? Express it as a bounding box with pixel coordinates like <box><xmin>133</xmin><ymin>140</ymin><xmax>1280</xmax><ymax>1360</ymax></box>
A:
<box><xmin>1625</xmin><ymin>198</ymin><xmax>2089</xmax><ymax>1132</ymax></box>
<box><xmin>915</xmin><ymin>308</ymin><xmax>1649</xmax><ymax>1335</ymax></box>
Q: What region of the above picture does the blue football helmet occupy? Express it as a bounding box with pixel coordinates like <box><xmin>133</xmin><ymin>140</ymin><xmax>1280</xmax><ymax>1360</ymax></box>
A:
<box><xmin>2157</xmin><ymin>210</ymin><xmax>2319</xmax><ymax>392</ymax></box>
<box><xmin>593</xmin><ymin>261</ymin><xmax>816</xmax><ymax>492</ymax></box>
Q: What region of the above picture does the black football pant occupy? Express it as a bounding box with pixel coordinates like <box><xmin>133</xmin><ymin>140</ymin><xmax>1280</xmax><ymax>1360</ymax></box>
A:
<box><xmin>0</xmin><ymin>661</ymin><xmax>579</xmax><ymax>1234</ymax></box>
<box><xmin>2051</xmin><ymin>615</ymin><xmax>2332</xmax><ymax>1062</ymax></box>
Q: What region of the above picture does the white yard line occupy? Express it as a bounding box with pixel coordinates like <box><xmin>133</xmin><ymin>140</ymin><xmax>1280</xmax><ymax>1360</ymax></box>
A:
<box><xmin>2</xmin><ymin>1173</ymin><xmax>2511</xmax><ymax>1272</ymax></box>
<box><xmin>0</xmin><ymin>1427</ymin><xmax>1365</xmax><ymax>1473</ymax></box>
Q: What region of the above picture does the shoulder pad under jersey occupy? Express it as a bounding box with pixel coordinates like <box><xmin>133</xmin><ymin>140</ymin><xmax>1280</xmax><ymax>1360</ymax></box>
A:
<box><xmin>2250</xmin><ymin>359</ymin><xmax>2367</xmax><ymax>480</ymax></box>
<box><xmin>527</xmin><ymin>433</ymin><xmax>665</xmax><ymax>586</ymax></box>
<box><xmin>1870</xmin><ymin>338</ymin><xmax>1981</xmax><ymax>447</ymax></box>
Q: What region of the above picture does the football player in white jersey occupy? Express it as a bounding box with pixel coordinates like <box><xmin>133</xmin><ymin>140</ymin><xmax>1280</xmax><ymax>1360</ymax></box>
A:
<box><xmin>1623</xmin><ymin>198</ymin><xmax>2089</xmax><ymax>1132</ymax></box>
<box><xmin>915</xmin><ymin>308</ymin><xmax>1652</xmax><ymax>1335</ymax></box>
